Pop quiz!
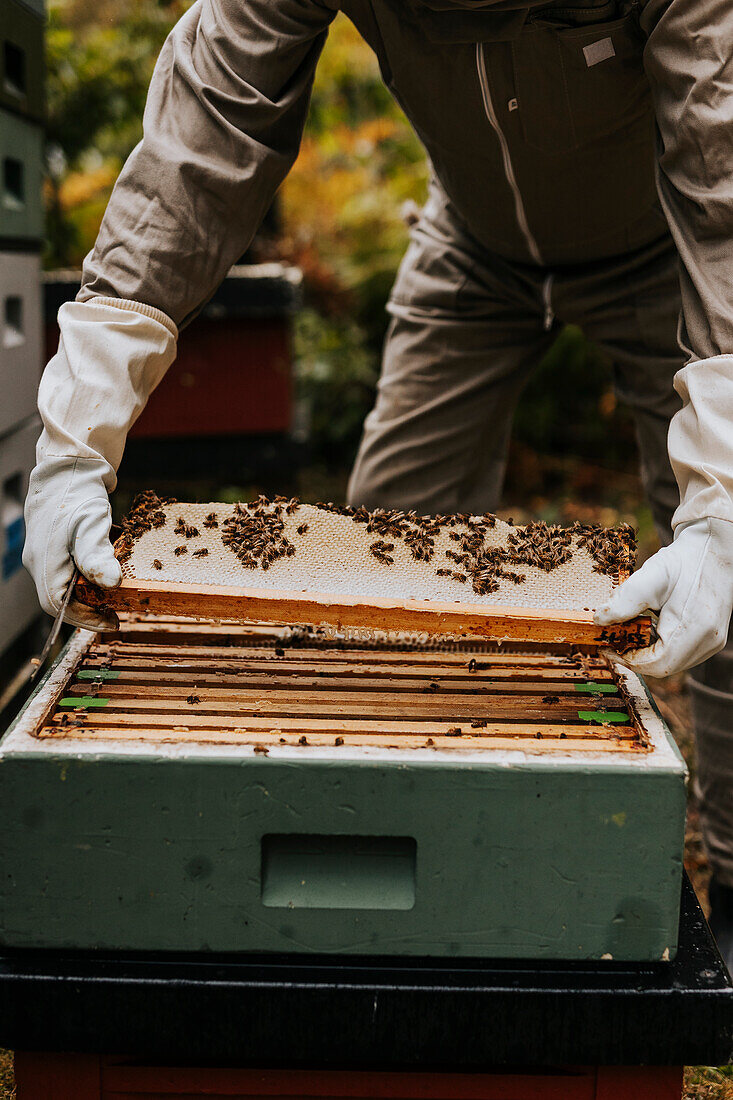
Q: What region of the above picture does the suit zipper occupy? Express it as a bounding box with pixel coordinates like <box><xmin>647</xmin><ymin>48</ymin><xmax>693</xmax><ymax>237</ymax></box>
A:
<box><xmin>475</xmin><ymin>41</ymin><xmax>543</xmax><ymax>266</ymax></box>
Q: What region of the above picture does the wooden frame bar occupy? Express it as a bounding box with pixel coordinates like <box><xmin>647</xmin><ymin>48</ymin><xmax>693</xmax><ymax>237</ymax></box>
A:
<box><xmin>34</xmin><ymin>617</ymin><xmax>646</xmax><ymax>754</ymax></box>
<box><xmin>76</xmin><ymin>578</ymin><xmax>654</xmax><ymax>651</ymax></box>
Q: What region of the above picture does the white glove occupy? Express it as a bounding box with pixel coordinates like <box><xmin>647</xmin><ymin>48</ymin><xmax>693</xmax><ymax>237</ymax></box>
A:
<box><xmin>24</xmin><ymin>297</ymin><xmax>177</xmax><ymax>630</ymax></box>
<box><xmin>595</xmin><ymin>518</ymin><xmax>733</xmax><ymax>677</ymax></box>
<box><xmin>595</xmin><ymin>355</ymin><xmax>733</xmax><ymax>677</ymax></box>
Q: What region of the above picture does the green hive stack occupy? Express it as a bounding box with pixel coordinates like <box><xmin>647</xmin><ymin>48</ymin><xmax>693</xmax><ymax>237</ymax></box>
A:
<box><xmin>0</xmin><ymin>0</ymin><xmax>44</xmax><ymax>659</ymax></box>
<box><xmin>0</xmin><ymin>629</ymin><xmax>687</xmax><ymax>962</ymax></box>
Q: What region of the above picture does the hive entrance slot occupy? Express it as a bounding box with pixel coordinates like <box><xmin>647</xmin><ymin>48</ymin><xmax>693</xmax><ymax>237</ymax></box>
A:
<box><xmin>261</xmin><ymin>834</ymin><xmax>417</xmax><ymax>910</ymax></box>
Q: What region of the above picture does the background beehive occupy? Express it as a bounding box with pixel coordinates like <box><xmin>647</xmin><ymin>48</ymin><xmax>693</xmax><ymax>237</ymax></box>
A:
<box><xmin>0</xmin><ymin>0</ymin><xmax>45</xmax><ymax>663</ymax></box>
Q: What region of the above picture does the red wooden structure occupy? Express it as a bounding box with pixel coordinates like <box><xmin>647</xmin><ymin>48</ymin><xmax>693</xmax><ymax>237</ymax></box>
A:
<box><xmin>43</xmin><ymin>264</ymin><xmax>301</xmax><ymax>441</ymax></box>
<box><xmin>126</xmin><ymin>315</ymin><xmax>292</xmax><ymax>439</ymax></box>
<box><xmin>13</xmin><ymin>1056</ymin><xmax>684</xmax><ymax>1099</ymax></box>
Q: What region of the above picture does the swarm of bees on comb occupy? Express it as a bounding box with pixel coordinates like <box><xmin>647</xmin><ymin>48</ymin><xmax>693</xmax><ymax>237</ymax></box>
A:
<box><xmin>113</xmin><ymin>491</ymin><xmax>637</xmax><ymax>600</ymax></box>
<box><xmin>221</xmin><ymin>497</ymin><xmax>299</xmax><ymax>571</ymax></box>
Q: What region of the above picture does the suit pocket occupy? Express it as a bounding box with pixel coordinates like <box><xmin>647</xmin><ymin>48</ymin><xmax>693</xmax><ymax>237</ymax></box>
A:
<box><xmin>511</xmin><ymin>10</ymin><xmax>652</xmax><ymax>154</ymax></box>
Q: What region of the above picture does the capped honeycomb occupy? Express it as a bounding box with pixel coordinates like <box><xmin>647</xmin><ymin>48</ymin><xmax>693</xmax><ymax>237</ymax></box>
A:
<box><xmin>113</xmin><ymin>493</ymin><xmax>637</xmax><ymax>614</ymax></box>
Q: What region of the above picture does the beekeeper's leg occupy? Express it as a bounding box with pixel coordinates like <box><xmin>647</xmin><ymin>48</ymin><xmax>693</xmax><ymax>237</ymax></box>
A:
<box><xmin>348</xmin><ymin>187</ymin><xmax>557</xmax><ymax>515</ymax></box>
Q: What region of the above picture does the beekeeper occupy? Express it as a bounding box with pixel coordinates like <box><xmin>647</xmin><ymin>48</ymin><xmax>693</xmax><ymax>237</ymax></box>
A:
<box><xmin>23</xmin><ymin>0</ymin><xmax>733</xmax><ymax>951</ymax></box>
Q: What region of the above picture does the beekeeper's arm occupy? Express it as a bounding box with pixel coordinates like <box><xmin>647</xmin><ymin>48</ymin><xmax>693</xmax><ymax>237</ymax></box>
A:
<box><xmin>24</xmin><ymin>0</ymin><xmax>335</xmax><ymax>628</ymax></box>
<box><xmin>596</xmin><ymin>0</ymin><xmax>733</xmax><ymax>675</ymax></box>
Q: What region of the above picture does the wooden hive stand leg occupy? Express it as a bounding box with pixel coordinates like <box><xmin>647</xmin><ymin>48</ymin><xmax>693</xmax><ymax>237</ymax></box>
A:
<box><xmin>13</xmin><ymin>1052</ymin><xmax>102</xmax><ymax>1099</ymax></box>
<box><xmin>595</xmin><ymin>1066</ymin><xmax>684</xmax><ymax>1100</ymax></box>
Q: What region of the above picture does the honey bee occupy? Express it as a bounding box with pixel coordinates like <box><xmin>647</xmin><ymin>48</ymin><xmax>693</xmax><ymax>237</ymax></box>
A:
<box><xmin>369</xmin><ymin>539</ymin><xmax>395</xmax><ymax>565</ymax></box>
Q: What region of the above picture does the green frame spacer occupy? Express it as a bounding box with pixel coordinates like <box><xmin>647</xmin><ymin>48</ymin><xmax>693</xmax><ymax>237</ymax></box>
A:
<box><xmin>77</xmin><ymin>669</ymin><xmax>120</xmax><ymax>681</ymax></box>
<box><xmin>578</xmin><ymin>710</ymin><xmax>630</xmax><ymax>724</ymax></box>
<box><xmin>58</xmin><ymin>697</ymin><xmax>110</xmax><ymax>708</ymax></box>
<box><xmin>574</xmin><ymin>682</ymin><xmax>619</xmax><ymax>694</ymax></box>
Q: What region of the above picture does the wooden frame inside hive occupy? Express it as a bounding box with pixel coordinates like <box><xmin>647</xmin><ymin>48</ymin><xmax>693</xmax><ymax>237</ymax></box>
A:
<box><xmin>29</xmin><ymin>614</ymin><xmax>656</xmax><ymax>756</ymax></box>
<box><xmin>75</xmin><ymin>496</ymin><xmax>654</xmax><ymax>650</ymax></box>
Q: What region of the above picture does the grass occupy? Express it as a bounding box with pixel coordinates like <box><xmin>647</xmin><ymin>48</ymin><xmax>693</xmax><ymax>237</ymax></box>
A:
<box><xmin>685</xmin><ymin>1067</ymin><xmax>733</xmax><ymax>1099</ymax></box>
<box><xmin>0</xmin><ymin>1051</ymin><xmax>12</xmax><ymax>1099</ymax></box>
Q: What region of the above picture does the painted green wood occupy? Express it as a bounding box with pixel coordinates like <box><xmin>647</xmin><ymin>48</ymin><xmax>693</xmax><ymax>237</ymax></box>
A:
<box><xmin>0</xmin><ymin>109</ymin><xmax>43</xmax><ymax>240</ymax></box>
<box><xmin>0</xmin><ymin>418</ymin><xmax>40</xmax><ymax>648</ymax></box>
<box><xmin>0</xmin><ymin>250</ymin><xmax>43</xmax><ymax>434</ymax></box>
<box><xmin>0</xmin><ymin>0</ymin><xmax>44</xmax><ymax>123</ymax></box>
<box><xmin>58</xmin><ymin>696</ymin><xmax>110</xmax><ymax>707</ymax></box>
<box><xmin>0</xmin><ymin>741</ymin><xmax>686</xmax><ymax>960</ymax></box>
<box><xmin>7</xmin><ymin>0</ymin><xmax>44</xmax><ymax>21</ymax></box>
<box><xmin>577</xmin><ymin>710</ymin><xmax>630</xmax><ymax>724</ymax></box>
<box><xmin>261</xmin><ymin>835</ymin><xmax>417</xmax><ymax>910</ymax></box>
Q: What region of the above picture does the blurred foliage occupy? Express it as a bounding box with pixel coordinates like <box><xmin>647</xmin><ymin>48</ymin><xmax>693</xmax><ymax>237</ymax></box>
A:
<box><xmin>282</xmin><ymin>15</ymin><xmax>428</xmax><ymax>465</ymax></box>
<box><xmin>512</xmin><ymin>324</ymin><xmax>638</xmax><ymax>471</ymax></box>
<box><xmin>282</xmin><ymin>16</ymin><xmax>428</xmax><ymax>340</ymax></box>
<box><xmin>294</xmin><ymin>308</ymin><xmax>379</xmax><ymax>468</ymax></box>
<box><xmin>44</xmin><ymin>0</ymin><xmax>187</xmax><ymax>266</ymax></box>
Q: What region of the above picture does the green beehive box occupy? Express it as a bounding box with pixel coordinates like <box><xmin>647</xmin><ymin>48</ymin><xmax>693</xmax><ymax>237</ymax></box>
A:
<box><xmin>0</xmin><ymin>622</ymin><xmax>687</xmax><ymax>960</ymax></box>
<box><xmin>0</xmin><ymin>0</ymin><xmax>44</xmax><ymax>123</ymax></box>
<box><xmin>0</xmin><ymin>108</ymin><xmax>43</xmax><ymax>240</ymax></box>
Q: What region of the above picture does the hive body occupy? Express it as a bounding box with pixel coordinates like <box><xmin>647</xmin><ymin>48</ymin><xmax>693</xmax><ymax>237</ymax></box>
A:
<box><xmin>0</xmin><ymin>618</ymin><xmax>685</xmax><ymax>960</ymax></box>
